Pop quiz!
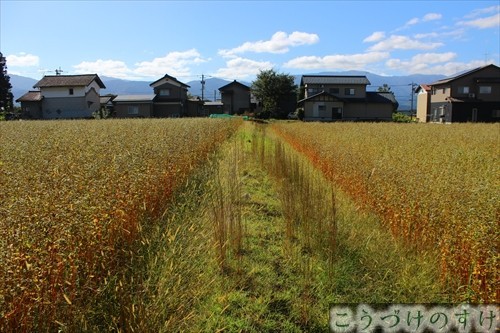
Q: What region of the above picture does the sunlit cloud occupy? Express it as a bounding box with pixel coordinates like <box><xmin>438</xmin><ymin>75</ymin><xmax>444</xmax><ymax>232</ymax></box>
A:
<box><xmin>212</xmin><ymin>57</ymin><xmax>273</xmax><ymax>80</ymax></box>
<box><xmin>219</xmin><ymin>31</ymin><xmax>319</xmax><ymax>57</ymax></box>
<box><xmin>283</xmin><ymin>52</ymin><xmax>390</xmax><ymax>71</ymax></box>
<box><xmin>458</xmin><ymin>12</ymin><xmax>500</xmax><ymax>29</ymax></box>
<box><xmin>134</xmin><ymin>49</ymin><xmax>209</xmax><ymax>78</ymax></box>
<box><xmin>385</xmin><ymin>53</ymin><xmax>492</xmax><ymax>75</ymax></box>
<box><xmin>464</xmin><ymin>5</ymin><xmax>500</xmax><ymax>19</ymax></box>
<box><xmin>6</xmin><ymin>52</ymin><xmax>39</xmax><ymax>67</ymax></box>
<box><xmin>363</xmin><ymin>31</ymin><xmax>386</xmax><ymax>43</ymax></box>
<box><xmin>423</xmin><ymin>13</ymin><xmax>442</xmax><ymax>22</ymax></box>
<box><xmin>368</xmin><ymin>35</ymin><xmax>443</xmax><ymax>52</ymax></box>
<box><xmin>73</xmin><ymin>59</ymin><xmax>132</xmax><ymax>78</ymax></box>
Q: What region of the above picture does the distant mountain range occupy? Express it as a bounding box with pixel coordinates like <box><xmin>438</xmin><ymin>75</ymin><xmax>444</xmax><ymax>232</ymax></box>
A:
<box><xmin>9</xmin><ymin>71</ymin><xmax>446</xmax><ymax>111</ymax></box>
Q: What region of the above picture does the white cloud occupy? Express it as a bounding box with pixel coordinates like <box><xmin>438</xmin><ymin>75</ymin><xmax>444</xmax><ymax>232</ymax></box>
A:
<box><xmin>458</xmin><ymin>13</ymin><xmax>500</xmax><ymax>29</ymax></box>
<box><xmin>134</xmin><ymin>49</ymin><xmax>208</xmax><ymax>78</ymax></box>
<box><xmin>422</xmin><ymin>13</ymin><xmax>442</xmax><ymax>22</ymax></box>
<box><xmin>363</xmin><ymin>31</ymin><xmax>386</xmax><ymax>43</ymax></box>
<box><xmin>212</xmin><ymin>57</ymin><xmax>273</xmax><ymax>80</ymax></box>
<box><xmin>368</xmin><ymin>35</ymin><xmax>443</xmax><ymax>52</ymax></box>
<box><xmin>383</xmin><ymin>53</ymin><xmax>494</xmax><ymax>76</ymax></box>
<box><xmin>414</xmin><ymin>29</ymin><xmax>465</xmax><ymax>40</ymax></box>
<box><xmin>464</xmin><ymin>5</ymin><xmax>500</xmax><ymax>19</ymax></box>
<box><xmin>219</xmin><ymin>31</ymin><xmax>319</xmax><ymax>57</ymax></box>
<box><xmin>73</xmin><ymin>59</ymin><xmax>132</xmax><ymax>78</ymax></box>
<box><xmin>283</xmin><ymin>52</ymin><xmax>390</xmax><ymax>71</ymax></box>
<box><xmin>410</xmin><ymin>52</ymin><xmax>457</xmax><ymax>64</ymax></box>
<box><xmin>405</xmin><ymin>17</ymin><xmax>419</xmax><ymax>26</ymax></box>
<box><xmin>6</xmin><ymin>53</ymin><xmax>39</xmax><ymax>67</ymax></box>
<box><xmin>394</xmin><ymin>13</ymin><xmax>442</xmax><ymax>32</ymax></box>
<box><xmin>72</xmin><ymin>49</ymin><xmax>209</xmax><ymax>80</ymax></box>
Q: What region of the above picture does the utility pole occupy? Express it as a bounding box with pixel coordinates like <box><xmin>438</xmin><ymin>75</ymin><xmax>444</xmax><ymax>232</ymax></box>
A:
<box><xmin>201</xmin><ymin>74</ymin><xmax>205</xmax><ymax>101</ymax></box>
<box><xmin>409</xmin><ymin>82</ymin><xmax>417</xmax><ymax>115</ymax></box>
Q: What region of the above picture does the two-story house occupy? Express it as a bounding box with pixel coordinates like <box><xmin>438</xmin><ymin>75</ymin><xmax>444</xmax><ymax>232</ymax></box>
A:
<box><xmin>219</xmin><ymin>80</ymin><xmax>251</xmax><ymax>115</ymax></box>
<box><xmin>422</xmin><ymin>64</ymin><xmax>500</xmax><ymax>123</ymax></box>
<box><xmin>150</xmin><ymin>74</ymin><xmax>190</xmax><ymax>117</ymax></box>
<box><xmin>298</xmin><ymin>75</ymin><xmax>397</xmax><ymax>121</ymax></box>
<box><xmin>16</xmin><ymin>74</ymin><xmax>106</xmax><ymax>119</ymax></box>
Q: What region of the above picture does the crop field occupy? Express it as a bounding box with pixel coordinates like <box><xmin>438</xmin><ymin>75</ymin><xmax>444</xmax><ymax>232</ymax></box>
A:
<box><xmin>272</xmin><ymin>122</ymin><xmax>499</xmax><ymax>303</ymax></box>
<box><xmin>0</xmin><ymin>118</ymin><xmax>240</xmax><ymax>331</ymax></box>
<box><xmin>0</xmin><ymin>119</ymin><xmax>497</xmax><ymax>332</ymax></box>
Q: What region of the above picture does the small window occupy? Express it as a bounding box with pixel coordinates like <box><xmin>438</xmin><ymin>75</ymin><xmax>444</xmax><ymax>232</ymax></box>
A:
<box><xmin>69</xmin><ymin>88</ymin><xmax>74</xmax><ymax>95</ymax></box>
<box><xmin>318</xmin><ymin>105</ymin><xmax>326</xmax><ymax>112</ymax></box>
<box><xmin>345</xmin><ymin>88</ymin><xmax>355</xmax><ymax>96</ymax></box>
<box><xmin>479</xmin><ymin>86</ymin><xmax>491</xmax><ymax>94</ymax></box>
<box><xmin>128</xmin><ymin>106</ymin><xmax>139</xmax><ymax>115</ymax></box>
<box><xmin>492</xmin><ymin>110</ymin><xmax>500</xmax><ymax>118</ymax></box>
<box><xmin>307</xmin><ymin>88</ymin><xmax>319</xmax><ymax>95</ymax></box>
<box><xmin>159</xmin><ymin>89</ymin><xmax>170</xmax><ymax>96</ymax></box>
<box><xmin>459</xmin><ymin>86</ymin><xmax>469</xmax><ymax>94</ymax></box>
<box><xmin>329</xmin><ymin>88</ymin><xmax>339</xmax><ymax>94</ymax></box>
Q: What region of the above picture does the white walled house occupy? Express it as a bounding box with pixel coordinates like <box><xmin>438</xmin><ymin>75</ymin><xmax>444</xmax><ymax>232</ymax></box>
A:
<box><xmin>17</xmin><ymin>74</ymin><xmax>106</xmax><ymax>119</ymax></box>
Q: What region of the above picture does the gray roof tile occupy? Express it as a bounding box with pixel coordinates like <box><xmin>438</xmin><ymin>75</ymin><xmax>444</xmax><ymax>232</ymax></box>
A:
<box><xmin>34</xmin><ymin>74</ymin><xmax>105</xmax><ymax>88</ymax></box>
<box><xmin>301</xmin><ymin>75</ymin><xmax>370</xmax><ymax>85</ymax></box>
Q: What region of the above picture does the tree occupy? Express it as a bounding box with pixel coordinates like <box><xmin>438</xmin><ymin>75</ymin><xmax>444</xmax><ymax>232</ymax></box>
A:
<box><xmin>0</xmin><ymin>52</ymin><xmax>14</xmax><ymax>119</ymax></box>
<box><xmin>251</xmin><ymin>69</ymin><xmax>297</xmax><ymax>119</ymax></box>
<box><xmin>377</xmin><ymin>83</ymin><xmax>392</xmax><ymax>93</ymax></box>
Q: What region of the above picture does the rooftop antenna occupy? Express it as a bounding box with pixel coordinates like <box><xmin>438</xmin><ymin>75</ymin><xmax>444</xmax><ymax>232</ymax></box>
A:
<box><xmin>55</xmin><ymin>67</ymin><xmax>64</xmax><ymax>75</ymax></box>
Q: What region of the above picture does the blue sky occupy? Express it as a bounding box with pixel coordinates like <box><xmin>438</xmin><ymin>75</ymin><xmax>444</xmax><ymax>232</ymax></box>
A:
<box><xmin>1</xmin><ymin>1</ymin><xmax>499</xmax><ymax>82</ymax></box>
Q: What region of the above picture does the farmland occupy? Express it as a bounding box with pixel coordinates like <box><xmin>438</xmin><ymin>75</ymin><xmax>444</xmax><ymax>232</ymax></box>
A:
<box><xmin>0</xmin><ymin>119</ymin><xmax>240</xmax><ymax>331</ymax></box>
<box><xmin>272</xmin><ymin>122</ymin><xmax>499</xmax><ymax>303</ymax></box>
<box><xmin>0</xmin><ymin>119</ymin><xmax>498</xmax><ymax>331</ymax></box>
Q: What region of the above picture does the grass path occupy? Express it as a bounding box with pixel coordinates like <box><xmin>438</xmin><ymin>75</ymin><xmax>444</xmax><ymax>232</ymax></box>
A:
<box><xmin>139</xmin><ymin>123</ymin><xmax>448</xmax><ymax>332</ymax></box>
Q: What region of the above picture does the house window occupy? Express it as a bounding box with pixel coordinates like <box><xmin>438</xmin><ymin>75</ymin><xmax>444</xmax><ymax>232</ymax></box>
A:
<box><xmin>318</xmin><ymin>105</ymin><xmax>326</xmax><ymax>112</ymax></box>
<box><xmin>308</xmin><ymin>88</ymin><xmax>319</xmax><ymax>95</ymax></box>
<box><xmin>345</xmin><ymin>88</ymin><xmax>355</xmax><ymax>96</ymax></box>
<box><xmin>128</xmin><ymin>106</ymin><xmax>139</xmax><ymax>115</ymax></box>
<box><xmin>69</xmin><ymin>88</ymin><xmax>74</xmax><ymax>95</ymax></box>
<box><xmin>492</xmin><ymin>110</ymin><xmax>500</xmax><ymax>118</ymax></box>
<box><xmin>459</xmin><ymin>86</ymin><xmax>469</xmax><ymax>94</ymax></box>
<box><xmin>442</xmin><ymin>88</ymin><xmax>446</xmax><ymax>94</ymax></box>
<box><xmin>159</xmin><ymin>89</ymin><xmax>170</xmax><ymax>96</ymax></box>
<box><xmin>329</xmin><ymin>88</ymin><xmax>339</xmax><ymax>94</ymax></box>
<box><xmin>479</xmin><ymin>86</ymin><xmax>491</xmax><ymax>94</ymax></box>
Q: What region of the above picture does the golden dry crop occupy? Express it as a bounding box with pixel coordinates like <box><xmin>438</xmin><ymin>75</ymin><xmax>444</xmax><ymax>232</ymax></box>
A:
<box><xmin>272</xmin><ymin>122</ymin><xmax>499</xmax><ymax>303</ymax></box>
<box><xmin>0</xmin><ymin>118</ymin><xmax>240</xmax><ymax>331</ymax></box>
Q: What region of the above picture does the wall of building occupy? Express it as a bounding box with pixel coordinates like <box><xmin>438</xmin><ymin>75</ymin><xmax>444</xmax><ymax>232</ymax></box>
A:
<box><xmin>115</xmin><ymin>103</ymin><xmax>153</xmax><ymax>118</ymax></box>
<box><xmin>305</xmin><ymin>84</ymin><xmax>367</xmax><ymax>99</ymax></box>
<box><xmin>416</xmin><ymin>91</ymin><xmax>429</xmax><ymax>122</ymax></box>
<box><xmin>153</xmin><ymin>102</ymin><xmax>183</xmax><ymax>117</ymax></box>
<box><xmin>41</xmin><ymin>96</ymin><xmax>95</xmax><ymax>119</ymax></box>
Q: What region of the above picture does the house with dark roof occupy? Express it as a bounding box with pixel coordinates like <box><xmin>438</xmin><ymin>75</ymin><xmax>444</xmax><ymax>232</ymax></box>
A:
<box><xmin>150</xmin><ymin>74</ymin><xmax>190</xmax><ymax>118</ymax></box>
<box><xmin>298</xmin><ymin>75</ymin><xmax>397</xmax><ymax>121</ymax></box>
<box><xmin>219</xmin><ymin>80</ymin><xmax>251</xmax><ymax>115</ymax></box>
<box><xmin>419</xmin><ymin>64</ymin><xmax>500</xmax><ymax>123</ymax></box>
<box><xmin>16</xmin><ymin>74</ymin><xmax>106</xmax><ymax>119</ymax></box>
<box><xmin>16</xmin><ymin>91</ymin><xmax>43</xmax><ymax>119</ymax></box>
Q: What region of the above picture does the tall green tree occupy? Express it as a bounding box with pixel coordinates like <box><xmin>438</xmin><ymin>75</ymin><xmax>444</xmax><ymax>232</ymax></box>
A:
<box><xmin>251</xmin><ymin>69</ymin><xmax>297</xmax><ymax>119</ymax></box>
<box><xmin>0</xmin><ymin>52</ymin><xmax>14</xmax><ymax>118</ymax></box>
